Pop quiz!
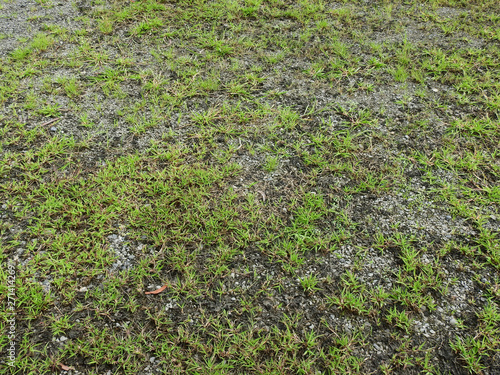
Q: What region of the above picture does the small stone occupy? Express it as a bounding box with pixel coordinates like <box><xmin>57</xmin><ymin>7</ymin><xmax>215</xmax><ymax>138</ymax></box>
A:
<box><xmin>150</xmin><ymin>357</ymin><xmax>156</xmax><ymax>363</ymax></box>
<box><xmin>450</xmin><ymin>318</ymin><xmax>458</xmax><ymax>327</ymax></box>
<box><xmin>60</xmin><ymin>336</ymin><xmax>67</xmax><ymax>341</ymax></box>
<box><xmin>79</xmin><ymin>287</ymin><xmax>88</xmax><ymax>293</ymax></box>
<box><xmin>50</xmin><ymin>127</ymin><xmax>57</xmax><ymax>131</ymax></box>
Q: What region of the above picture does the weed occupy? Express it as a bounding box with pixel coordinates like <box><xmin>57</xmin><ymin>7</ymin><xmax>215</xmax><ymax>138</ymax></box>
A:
<box><xmin>300</xmin><ymin>274</ymin><xmax>320</xmax><ymax>293</ymax></box>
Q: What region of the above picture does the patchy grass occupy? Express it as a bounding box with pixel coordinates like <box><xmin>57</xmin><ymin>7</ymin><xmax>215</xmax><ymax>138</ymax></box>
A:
<box><xmin>0</xmin><ymin>0</ymin><xmax>499</xmax><ymax>373</ymax></box>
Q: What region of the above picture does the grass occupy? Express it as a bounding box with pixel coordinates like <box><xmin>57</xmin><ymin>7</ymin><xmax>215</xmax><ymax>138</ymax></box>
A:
<box><xmin>0</xmin><ymin>0</ymin><xmax>499</xmax><ymax>373</ymax></box>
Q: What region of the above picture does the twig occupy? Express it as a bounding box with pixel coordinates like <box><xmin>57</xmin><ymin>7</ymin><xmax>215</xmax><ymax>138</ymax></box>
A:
<box><xmin>257</xmin><ymin>190</ymin><xmax>266</xmax><ymax>202</ymax></box>
<box><xmin>39</xmin><ymin>118</ymin><xmax>60</xmax><ymax>127</ymax></box>
<box><xmin>236</xmin><ymin>138</ymin><xmax>243</xmax><ymax>150</ymax></box>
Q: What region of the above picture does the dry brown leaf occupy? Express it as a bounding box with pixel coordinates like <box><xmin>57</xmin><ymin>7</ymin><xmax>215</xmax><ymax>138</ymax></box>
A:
<box><xmin>145</xmin><ymin>284</ymin><xmax>168</xmax><ymax>295</ymax></box>
<box><xmin>60</xmin><ymin>363</ymin><xmax>71</xmax><ymax>371</ymax></box>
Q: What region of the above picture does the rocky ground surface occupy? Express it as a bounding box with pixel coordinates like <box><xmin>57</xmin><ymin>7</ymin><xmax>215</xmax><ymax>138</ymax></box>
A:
<box><xmin>0</xmin><ymin>0</ymin><xmax>499</xmax><ymax>374</ymax></box>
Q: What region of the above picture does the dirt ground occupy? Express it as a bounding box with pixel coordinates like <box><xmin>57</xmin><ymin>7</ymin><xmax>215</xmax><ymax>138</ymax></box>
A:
<box><xmin>0</xmin><ymin>0</ymin><xmax>499</xmax><ymax>374</ymax></box>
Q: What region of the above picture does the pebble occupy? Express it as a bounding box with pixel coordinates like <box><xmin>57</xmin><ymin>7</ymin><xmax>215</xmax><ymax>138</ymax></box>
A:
<box><xmin>41</xmin><ymin>280</ymin><xmax>51</xmax><ymax>293</ymax></box>
<box><xmin>108</xmin><ymin>234</ymin><xmax>135</xmax><ymax>272</ymax></box>
<box><xmin>50</xmin><ymin>127</ymin><xmax>57</xmax><ymax>131</ymax></box>
<box><xmin>450</xmin><ymin>318</ymin><xmax>458</xmax><ymax>327</ymax></box>
<box><xmin>79</xmin><ymin>287</ymin><xmax>88</xmax><ymax>293</ymax></box>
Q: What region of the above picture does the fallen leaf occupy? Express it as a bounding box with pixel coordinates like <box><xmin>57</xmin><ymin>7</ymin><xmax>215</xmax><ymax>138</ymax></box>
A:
<box><xmin>145</xmin><ymin>284</ymin><xmax>168</xmax><ymax>295</ymax></box>
<box><xmin>60</xmin><ymin>363</ymin><xmax>72</xmax><ymax>371</ymax></box>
